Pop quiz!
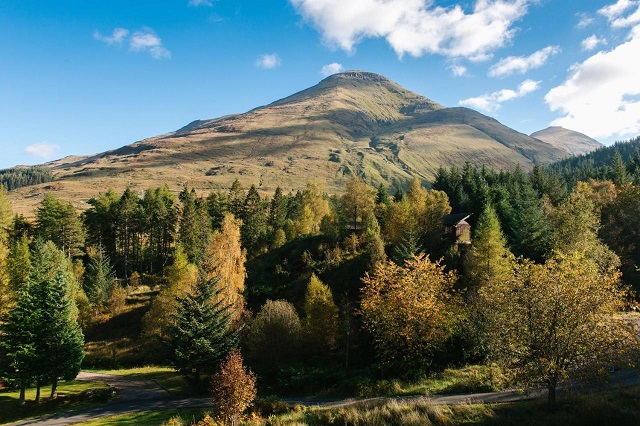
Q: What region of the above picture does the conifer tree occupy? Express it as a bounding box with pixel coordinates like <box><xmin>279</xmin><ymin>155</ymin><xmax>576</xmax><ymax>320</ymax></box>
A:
<box><xmin>465</xmin><ymin>204</ymin><xmax>513</xmax><ymax>289</ymax></box>
<box><xmin>35</xmin><ymin>195</ymin><xmax>85</xmax><ymax>258</ymax></box>
<box><xmin>84</xmin><ymin>245</ymin><xmax>116</xmax><ymax>306</ymax></box>
<box><xmin>179</xmin><ymin>188</ymin><xmax>212</xmax><ymax>265</ymax></box>
<box><xmin>164</xmin><ymin>275</ymin><xmax>238</xmax><ymax>393</ymax></box>
<box><xmin>7</xmin><ymin>234</ymin><xmax>31</xmax><ymax>293</ymax></box>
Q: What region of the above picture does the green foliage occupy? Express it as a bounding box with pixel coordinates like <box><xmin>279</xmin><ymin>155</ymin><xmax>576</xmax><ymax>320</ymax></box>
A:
<box><xmin>36</xmin><ymin>194</ymin><xmax>85</xmax><ymax>258</ymax></box>
<box><xmin>245</xmin><ymin>300</ymin><xmax>302</xmax><ymax>367</ymax></box>
<box><xmin>465</xmin><ymin>204</ymin><xmax>513</xmax><ymax>289</ymax></box>
<box><xmin>0</xmin><ymin>166</ymin><xmax>54</xmax><ymax>192</ymax></box>
<box><xmin>0</xmin><ymin>254</ymin><xmax>84</xmax><ymax>404</ymax></box>
<box><xmin>164</xmin><ymin>275</ymin><xmax>239</xmax><ymax>394</ymax></box>
<box><xmin>303</xmin><ymin>274</ymin><xmax>339</xmax><ymax>352</ymax></box>
<box><xmin>178</xmin><ymin>188</ymin><xmax>211</xmax><ymax>265</ymax></box>
<box><xmin>84</xmin><ymin>245</ymin><xmax>117</xmax><ymax>306</ymax></box>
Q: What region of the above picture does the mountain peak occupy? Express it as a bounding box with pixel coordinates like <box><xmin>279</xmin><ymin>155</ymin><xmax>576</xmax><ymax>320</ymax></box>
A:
<box><xmin>321</xmin><ymin>70</ymin><xmax>392</xmax><ymax>84</ymax></box>
<box><xmin>531</xmin><ymin>126</ymin><xmax>602</xmax><ymax>156</ymax></box>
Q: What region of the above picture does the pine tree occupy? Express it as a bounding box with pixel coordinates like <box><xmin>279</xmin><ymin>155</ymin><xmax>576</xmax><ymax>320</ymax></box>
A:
<box><xmin>8</xmin><ymin>234</ymin><xmax>31</xmax><ymax>293</ymax></box>
<box><xmin>84</xmin><ymin>245</ymin><xmax>116</xmax><ymax>306</ymax></box>
<box><xmin>164</xmin><ymin>275</ymin><xmax>239</xmax><ymax>394</ymax></box>
<box><xmin>610</xmin><ymin>150</ymin><xmax>630</xmax><ymax>186</ymax></box>
<box><xmin>178</xmin><ymin>188</ymin><xmax>212</xmax><ymax>264</ymax></box>
<box><xmin>35</xmin><ymin>195</ymin><xmax>85</xmax><ymax>258</ymax></box>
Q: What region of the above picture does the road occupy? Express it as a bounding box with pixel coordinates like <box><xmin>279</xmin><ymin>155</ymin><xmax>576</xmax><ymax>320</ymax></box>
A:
<box><xmin>6</xmin><ymin>369</ymin><xmax>640</xmax><ymax>426</ymax></box>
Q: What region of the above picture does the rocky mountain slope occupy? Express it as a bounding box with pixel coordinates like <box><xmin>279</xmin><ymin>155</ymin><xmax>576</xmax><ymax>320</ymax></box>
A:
<box><xmin>8</xmin><ymin>71</ymin><xmax>567</xmax><ymax>214</ymax></box>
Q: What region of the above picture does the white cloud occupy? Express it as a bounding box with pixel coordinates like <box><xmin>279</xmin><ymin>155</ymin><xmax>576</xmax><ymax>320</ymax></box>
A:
<box><xmin>130</xmin><ymin>28</ymin><xmax>171</xmax><ymax>59</ymax></box>
<box><xmin>599</xmin><ymin>0</ymin><xmax>640</xmax><ymax>28</ymax></box>
<box><xmin>24</xmin><ymin>143</ymin><xmax>60</xmax><ymax>160</ymax></box>
<box><xmin>188</xmin><ymin>0</ymin><xmax>213</xmax><ymax>6</ymax></box>
<box><xmin>289</xmin><ymin>0</ymin><xmax>532</xmax><ymax>60</ymax></box>
<box><xmin>459</xmin><ymin>79</ymin><xmax>540</xmax><ymax>113</ymax></box>
<box><xmin>94</xmin><ymin>27</ymin><xmax>171</xmax><ymax>59</ymax></box>
<box><xmin>93</xmin><ymin>28</ymin><xmax>129</xmax><ymax>45</ymax></box>
<box><xmin>321</xmin><ymin>62</ymin><xmax>344</xmax><ymax>76</ymax></box>
<box><xmin>545</xmin><ymin>26</ymin><xmax>640</xmax><ymax>139</ymax></box>
<box><xmin>255</xmin><ymin>54</ymin><xmax>281</xmax><ymax>69</ymax></box>
<box><xmin>449</xmin><ymin>64</ymin><xmax>468</xmax><ymax>77</ymax></box>
<box><xmin>581</xmin><ymin>35</ymin><xmax>607</xmax><ymax>51</ymax></box>
<box><xmin>488</xmin><ymin>45</ymin><xmax>560</xmax><ymax>77</ymax></box>
<box><xmin>576</xmin><ymin>12</ymin><xmax>595</xmax><ymax>28</ymax></box>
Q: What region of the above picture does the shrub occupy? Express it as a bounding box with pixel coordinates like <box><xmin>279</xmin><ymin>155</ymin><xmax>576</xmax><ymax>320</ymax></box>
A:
<box><xmin>212</xmin><ymin>350</ymin><xmax>257</xmax><ymax>426</ymax></box>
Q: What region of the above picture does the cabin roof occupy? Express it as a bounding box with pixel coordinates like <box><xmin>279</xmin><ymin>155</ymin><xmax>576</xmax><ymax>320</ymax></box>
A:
<box><xmin>442</xmin><ymin>213</ymin><xmax>472</xmax><ymax>226</ymax></box>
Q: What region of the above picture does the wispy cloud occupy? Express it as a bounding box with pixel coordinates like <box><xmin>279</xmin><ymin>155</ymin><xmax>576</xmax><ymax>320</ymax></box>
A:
<box><xmin>576</xmin><ymin>12</ymin><xmax>595</xmax><ymax>28</ymax></box>
<box><xmin>321</xmin><ymin>62</ymin><xmax>344</xmax><ymax>76</ymax></box>
<box><xmin>290</xmin><ymin>0</ymin><xmax>533</xmax><ymax>61</ymax></box>
<box><xmin>94</xmin><ymin>27</ymin><xmax>171</xmax><ymax>59</ymax></box>
<box><xmin>546</xmin><ymin>25</ymin><xmax>640</xmax><ymax>139</ymax></box>
<box><xmin>130</xmin><ymin>28</ymin><xmax>171</xmax><ymax>59</ymax></box>
<box><xmin>24</xmin><ymin>143</ymin><xmax>60</xmax><ymax>160</ymax></box>
<box><xmin>255</xmin><ymin>53</ymin><xmax>281</xmax><ymax>69</ymax></box>
<box><xmin>93</xmin><ymin>28</ymin><xmax>129</xmax><ymax>45</ymax></box>
<box><xmin>459</xmin><ymin>79</ymin><xmax>540</xmax><ymax>113</ymax></box>
<box><xmin>581</xmin><ymin>35</ymin><xmax>607</xmax><ymax>51</ymax></box>
<box><xmin>188</xmin><ymin>0</ymin><xmax>213</xmax><ymax>6</ymax></box>
<box><xmin>489</xmin><ymin>46</ymin><xmax>561</xmax><ymax>77</ymax></box>
<box><xmin>449</xmin><ymin>64</ymin><xmax>469</xmax><ymax>77</ymax></box>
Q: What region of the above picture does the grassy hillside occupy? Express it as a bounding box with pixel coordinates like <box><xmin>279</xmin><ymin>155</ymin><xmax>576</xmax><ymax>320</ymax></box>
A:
<box><xmin>6</xmin><ymin>71</ymin><xmax>566</xmax><ymax>215</ymax></box>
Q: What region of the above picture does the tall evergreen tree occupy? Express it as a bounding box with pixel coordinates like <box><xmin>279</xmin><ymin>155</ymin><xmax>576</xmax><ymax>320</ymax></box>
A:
<box><xmin>178</xmin><ymin>188</ymin><xmax>211</xmax><ymax>265</ymax></box>
<box><xmin>36</xmin><ymin>195</ymin><xmax>85</xmax><ymax>258</ymax></box>
<box><xmin>465</xmin><ymin>204</ymin><xmax>513</xmax><ymax>289</ymax></box>
<box><xmin>164</xmin><ymin>275</ymin><xmax>239</xmax><ymax>393</ymax></box>
<box><xmin>84</xmin><ymin>245</ymin><xmax>116</xmax><ymax>306</ymax></box>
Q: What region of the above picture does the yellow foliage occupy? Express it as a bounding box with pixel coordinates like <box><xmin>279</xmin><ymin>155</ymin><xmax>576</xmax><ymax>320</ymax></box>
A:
<box><xmin>360</xmin><ymin>254</ymin><xmax>460</xmax><ymax>362</ymax></box>
<box><xmin>304</xmin><ymin>274</ymin><xmax>339</xmax><ymax>350</ymax></box>
<box><xmin>212</xmin><ymin>350</ymin><xmax>257</xmax><ymax>426</ymax></box>
<box><xmin>203</xmin><ymin>214</ymin><xmax>247</xmax><ymax>320</ymax></box>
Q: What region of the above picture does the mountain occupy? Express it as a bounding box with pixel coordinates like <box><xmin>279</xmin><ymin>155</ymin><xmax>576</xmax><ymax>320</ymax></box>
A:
<box><xmin>8</xmin><ymin>71</ymin><xmax>567</xmax><ymax>215</ymax></box>
<box><xmin>530</xmin><ymin>126</ymin><xmax>602</xmax><ymax>156</ymax></box>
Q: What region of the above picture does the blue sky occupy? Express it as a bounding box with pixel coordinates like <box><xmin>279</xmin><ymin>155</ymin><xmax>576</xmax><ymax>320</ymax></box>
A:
<box><xmin>1</xmin><ymin>0</ymin><xmax>639</xmax><ymax>169</ymax></box>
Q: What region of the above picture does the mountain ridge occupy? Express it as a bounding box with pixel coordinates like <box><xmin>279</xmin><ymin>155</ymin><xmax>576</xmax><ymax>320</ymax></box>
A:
<box><xmin>8</xmin><ymin>71</ymin><xmax>568</xmax><ymax>215</ymax></box>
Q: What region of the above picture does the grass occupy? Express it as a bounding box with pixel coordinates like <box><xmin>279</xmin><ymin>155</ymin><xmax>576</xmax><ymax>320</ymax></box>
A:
<box><xmin>75</xmin><ymin>408</ymin><xmax>210</xmax><ymax>426</ymax></box>
<box><xmin>70</xmin><ymin>385</ymin><xmax>640</xmax><ymax>425</ymax></box>
<box><xmin>0</xmin><ymin>380</ymin><xmax>112</xmax><ymax>424</ymax></box>
<box><xmin>355</xmin><ymin>365</ymin><xmax>510</xmax><ymax>397</ymax></box>
<box><xmin>86</xmin><ymin>366</ymin><xmax>191</xmax><ymax>396</ymax></box>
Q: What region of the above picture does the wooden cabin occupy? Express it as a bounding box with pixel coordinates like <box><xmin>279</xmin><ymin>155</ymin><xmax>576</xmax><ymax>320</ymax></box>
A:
<box><xmin>442</xmin><ymin>213</ymin><xmax>472</xmax><ymax>245</ymax></box>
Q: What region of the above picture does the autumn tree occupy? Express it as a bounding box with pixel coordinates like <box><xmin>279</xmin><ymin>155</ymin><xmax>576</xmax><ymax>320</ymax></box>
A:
<box><xmin>211</xmin><ymin>350</ymin><xmax>257</xmax><ymax>426</ymax></box>
<box><xmin>303</xmin><ymin>274</ymin><xmax>339</xmax><ymax>352</ymax></box>
<box><xmin>294</xmin><ymin>181</ymin><xmax>331</xmax><ymax>236</ymax></box>
<box><xmin>0</xmin><ymin>189</ymin><xmax>12</xmax><ymax>316</ymax></box>
<box><xmin>480</xmin><ymin>252</ymin><xmax>638</xmax><ymax>409</ymax></box>
<box><xmin>465</xmin><ymin>204</ymin><xmax>513</xmax><ymax>290</ymax></box>
<box><xmin>360</xmin><ymin>254</ymin><xmax>460</xmax><ymax>363</ymax></box>
<box><xmin>202</xmin><ymin>213</ymin><xmax>246</xmax><ymax>320</ymax></box>
<box><xmin>549</xmin><ymin>183</ymin><xmax>619</xmax><ymax>272</ymax></box>
<box><xmin>341</xmin><ymin>176</ymin><xmax>376</xmax><ymax>231</ymax></box>
<box><xmin>142</xmin><ymin>245</ymin><xmax>198</xmax><ymax>342</ymax></box>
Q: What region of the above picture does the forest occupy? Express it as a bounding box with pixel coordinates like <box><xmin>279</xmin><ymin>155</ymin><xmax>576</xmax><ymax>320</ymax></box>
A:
<box><xmin>1</xmin><ymin>138</ymin><xmax>640</xmax><ymax>421</ymax></box>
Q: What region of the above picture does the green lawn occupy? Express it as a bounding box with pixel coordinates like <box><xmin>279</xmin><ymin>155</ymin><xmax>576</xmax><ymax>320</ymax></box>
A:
<box><xmin>0</xmin><ymin>380</ymin><xmax>112</xmax><ymax>424</ymax></box>
<box><xmin>86</xmin><ymin>366</ymin><xmax>191</xmax><ymax>396</ymax></box>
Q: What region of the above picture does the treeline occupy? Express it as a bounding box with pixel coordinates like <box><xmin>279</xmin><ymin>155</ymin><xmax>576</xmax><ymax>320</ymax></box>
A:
<box><xmin>0</xmin><ymin>167</ymin><xmax>54</xmax><ymax>191</ymax></box>
<box><xmin>548</xmin><ymin>135</ymin><xmax>640</xmax><ymax>186</ymax></box>
<box><xmin>2</xmin><ymin>136</ymin><xmax>640</xmax><ymax>409</ymax></box>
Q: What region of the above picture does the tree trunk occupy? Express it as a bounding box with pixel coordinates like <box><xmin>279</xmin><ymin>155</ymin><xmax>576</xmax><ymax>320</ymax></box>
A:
<box><xmin>51</xmin><ymin>377</ymin><xmax>59</xmax><ymax>399</ymax></box>
<box><xmin>547</xmin><ymin>380</ymin><xmax>557</xmax><ymax>411</ymax></box>
<box><xmin>18</xmin><ymin>384</ymin><xmax>26</xmax><ymax>406</ymax></box>
<box><xmin>35</xmin><ymin>380</ymin><xmax>41</xmax><ymax>404</ymax></box>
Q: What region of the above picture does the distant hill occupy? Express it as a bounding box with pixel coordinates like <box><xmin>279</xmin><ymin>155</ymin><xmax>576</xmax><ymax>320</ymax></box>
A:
<box><xmin>531</xmin><ymin>126</ymin><xmax>602</xmax><ymax>156</ymax></box>
<box><xmin>7</xmin><ymin>71</ymin><xmax>567</xmax><ymax>215</ymax></box>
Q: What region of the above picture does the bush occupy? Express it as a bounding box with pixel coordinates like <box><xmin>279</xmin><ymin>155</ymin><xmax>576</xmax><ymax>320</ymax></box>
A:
<box><xmin>212</xmin><ymin>350</ymin><xmax>257</xmax><ymax>426</ymax></box>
